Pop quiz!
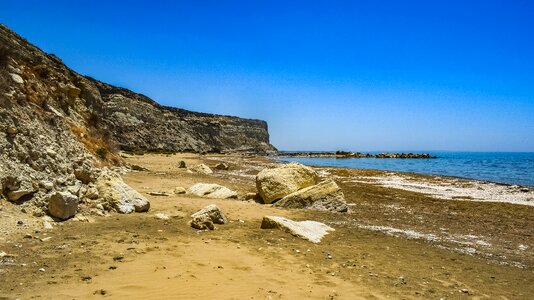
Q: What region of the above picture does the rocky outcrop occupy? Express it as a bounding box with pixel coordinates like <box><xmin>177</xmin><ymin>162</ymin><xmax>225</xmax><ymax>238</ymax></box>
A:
<box><xmin>256</xmin><ymin>163</ymin><xmax>319</xmax><ymax>204</ymax></box>
<box><xmin>92</xmin><ymin>79</ymin><xmax>276</xmax><ymax>154</ymax></box>
<box><xmin>95</xmin><ymin>169</ymin><xmax>150</xmax><ymax>213</ymax></box>
<box><xmin>273</xmin><ymin>180</ymin><xmax>348</xmax><ymax>212</ymax></box>
<box><xmin>260</xmin><ymin>216</ymin><xmax>335</xmax><ymax>243</ymax></box>
<box><xmin>278</xmin><ymin>151</ymin><xmax>437</xmax><ymax>159</ymax></box>
<box><xmin>188</xmin><ymin>183</ymin><xmax>238</xmax><ymax>199</ymax></box>
<box><xmin>0</xmin><ymin>23</ymin><xmax>275</xmax><ymax>213</ymax></box>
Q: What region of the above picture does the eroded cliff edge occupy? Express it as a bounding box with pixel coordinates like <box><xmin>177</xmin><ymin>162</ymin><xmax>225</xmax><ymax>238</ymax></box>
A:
<box><xmin>0</xmin><ymin>24</ymin><xmax>276</xmax><ymax>155</ymax></box>
<box><xmin>0</xmin><ymin>23</ymin><xmax>274</xmax><ymax>214</ymax></box>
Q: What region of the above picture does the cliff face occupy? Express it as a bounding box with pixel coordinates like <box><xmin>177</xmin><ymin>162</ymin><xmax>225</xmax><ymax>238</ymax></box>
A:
<box><xmin>0</xmin><ymin>23</ymin><xmax>274</xmax><ymax>212</ymax></box>
<box><xmin>0</xmin><ymin>24</ymin><xmax>276</xmax><ymax>155</ymax></box>
<box><xmin>90</xmin><ymin>79</ymin><xmax>274</xmax><ymax>153</ymax></box>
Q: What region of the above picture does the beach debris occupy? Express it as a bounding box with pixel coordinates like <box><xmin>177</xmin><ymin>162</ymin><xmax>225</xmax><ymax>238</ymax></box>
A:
<box><xmin>188</xmin><ymin>164</ymin><xmax>213</xmax><ymax>175</ymax></box>
<box><xmin>273</xmin><ymin>179</ymin><xmax>348</xmax><ymax>212</ymax></box>
<box><xmin>260</xmin><ymin>216</ymin><xmax>335</xmax><ymax>243</ymax></box>
<box><xmin>96</xmin><ymin>168</ymin><xmax>150</xmax><ymax>213</ymax></box>
<box><xmin>47</xmin><ymin>191</ymin><xmax>79</xmax><ymax>220</ymax></box>
<box><xmin>188</xmin><ymin>183</ymin><xmax>237</xmax><ymax>199</ymax></box>
<box><xmin>147</xmin><ymin>191</ymin><xmax>169</xmax><ymax>196</ymax></box>
<box><xmin>178</xmin><ymin>160</ymin><xmax>187</xmax><ymax>168</ymax></box>
<box><xmin>256</xmin><ymin>163</ymin><xmax>319</xmax><ymax>204</ymax></box>
<box><xmin>190</xmin><ymin>204</ymin><xmax>228</xmax><ymax>230</ymax></box>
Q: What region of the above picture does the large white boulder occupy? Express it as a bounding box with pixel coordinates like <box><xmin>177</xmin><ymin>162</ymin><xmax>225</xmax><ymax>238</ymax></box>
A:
<box><xmin>256</xmin><ymin>163</ymin><xmax>318</xmax><ymax>204</ymax></box>
<box><xmin>96</xmin><ymin>169</ymin><xmax>150</xmax><ymax>213</ymax></box>
<box><xmin>188</xmin><ymin>183</ymin><xmax>237</xmax><ymax>199</ymax></box>
<box><xmin>260</xmin><ymin>216</ymin><xmax>334</xmax><ymax>243</ymax></box>
<box><xmin>273</xmin><ymin>179</ymin><xmax>348</xmax><ymax>212</ymax></box>
<box><xmin>48</xmin><ymin>191</ymin><xmax>78</xmax><ymax>220</ymax></box>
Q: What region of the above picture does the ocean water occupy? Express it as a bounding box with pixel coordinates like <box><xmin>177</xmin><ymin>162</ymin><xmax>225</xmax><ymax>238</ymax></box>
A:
<box><xmin>277</xmin><ymin>152</ymin><xmax>534</xmax><ymax>187</ymax></box>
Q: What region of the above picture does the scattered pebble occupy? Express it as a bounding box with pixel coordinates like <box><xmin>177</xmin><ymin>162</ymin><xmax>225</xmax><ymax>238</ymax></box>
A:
<box><xmin>38</xmin><ymin>268</ymin><xmax>45</xmax><ymax>272</ymax></box>
<box><xmin>94</xmin><ymin>289</ymin><xmax>107</xmax><ymax>295</ymax></box>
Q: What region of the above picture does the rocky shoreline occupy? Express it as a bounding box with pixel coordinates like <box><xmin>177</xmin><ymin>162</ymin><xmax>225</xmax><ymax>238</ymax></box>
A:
<box><xmin>277</xmin><ymin>151</ymin><xmax>438</xmax><ymax>159</ymax></box>
<box><xmin>1</xmin><ymin>152</ymin><xmax>533</xmax><ymax>299</ymax></box>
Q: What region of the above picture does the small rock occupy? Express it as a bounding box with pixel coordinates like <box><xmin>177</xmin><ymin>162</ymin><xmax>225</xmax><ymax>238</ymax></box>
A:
<box><xmin>6</xmin><ymin>127</ymin><xmax>17</xmax><ymax>135</ymax></box>
<box><xmin>130</xmin><ymin>164</ymin><xmax>148</xmax><ymax>171</ymax></box>
<box><xmin>191</xmin><ymin>204</ymin><xmax>228</xmax><ymax>225</ymax></box>
<box><xmin>154</xmin><ymin>213</ymin><xmax>170</xmax><ymax>220</ymax></box>
<box><xmin>94</xmin><ymin>289</ymin><xmax>107</xmax><ymax>295</ymax></box>
<box><xmin>214</xmin><ymin>163</ymin><xmax>229</xmax><ymax>170</ymax></box>
<box><xmin>40</xmin><ymin>181</ymin><xmax>54</xmax><ymax>191</ymax></box>
<box><xmin>190</xmin><ymin>214</ymin><xmax>215</xmax><ymax>230</ymax></box>
<box><xmin>178</xmin><ymin>161</ymin><xmax>187</xmax><ymax>168</ymax></box>
<box><xmin>43</xmin><ymin>221</ymin><xmax>53</xmax><ymax>230</ymax></box>
<box><xmin>10</xmin><ymin>73</ymin><xmax>24</xmax><ymax>84</ymax></box>
<box><xmin>38</xmin><ymin>268</ymin><xmax>45</xmax><ymax>272</ymax></box>
<box><xmin>174</xmin><ymin>187</ymin><xmax>186</xmax><ymax>194</ymax></box>
<box><xmin>188</xmin><ymin>164</ymin><xmax>213</xmax><ymax>175</ymax></box>
<box><xmin>84</xmin><ymin>187</ymin><xmax>99</xmax><ymax>200</ymax></box>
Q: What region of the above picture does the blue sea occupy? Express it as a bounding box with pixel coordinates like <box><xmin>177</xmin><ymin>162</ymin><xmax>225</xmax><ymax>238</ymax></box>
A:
<box><xmin>277</xmin><ymin>152</ymin><xmax>534</xmax><ymax>187</ymax></box>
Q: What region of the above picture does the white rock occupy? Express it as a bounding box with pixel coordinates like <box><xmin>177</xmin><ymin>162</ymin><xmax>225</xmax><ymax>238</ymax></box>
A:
<box><xmin>188</xmin><ymin>164</ymin><xmax>213</xmax><ymax>175</ymax></box>
<box><xmin>10</xmin><ymin>73</ymin><xmax>24</xmax><ymax>84</ymax></box>
<box><xmin>188</xmin><ymin>183</ymin><xmax>237</xmax><ymax>199</ymax></box>
<box><xmin>174</xmin><ymin>187</ymin><xmax>186</xmax><ymax>194</ymax></box>
<box><xmin>96</xmin><ymin>168</ymin><xmax>150</xmax><ymax>214</ymax></box>
<box><xmin>154</xmin><ymin>213</ymin><xmax>170</xmax><ymax>220</ymax></box>
<box><xmin>43</xmin><ymin>221</ymin><xmax>53</xmax><ymax>230</ymax></box>
<box><xmin>48</xmin><ymin>191</ymin><xmax>78</xmax><ymax>220</ymax></box>
<box><xmin>260</xmin><ymin>216</ymin><xmax>335</xmax><ymax>243</ymax></box>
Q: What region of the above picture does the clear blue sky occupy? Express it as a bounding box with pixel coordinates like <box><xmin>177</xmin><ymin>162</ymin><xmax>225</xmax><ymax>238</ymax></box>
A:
<box><xmin>1</xmin><ymin>0</ymin><xmax>533</xmax><ymax>151</ymax></box>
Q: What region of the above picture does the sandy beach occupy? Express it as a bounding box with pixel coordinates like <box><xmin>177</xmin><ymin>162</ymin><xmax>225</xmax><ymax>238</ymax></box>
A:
<box><xmin>1</xmin><ymin>153</ymin><xmax>533</xmax><ymax>299</ymax></box>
